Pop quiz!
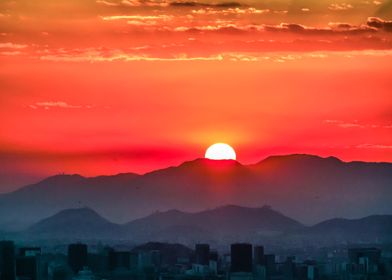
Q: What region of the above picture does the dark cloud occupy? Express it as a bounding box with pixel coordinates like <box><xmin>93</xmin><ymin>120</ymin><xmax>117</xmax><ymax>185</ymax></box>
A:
<box><xmin>263</xmin><ymin>22</ymin><xmax>377</xmax><ymax>35</ymax></box>
<box><xmin>367</xmin><ymin>17</ymin><xmax>392</xmax><ymax>32</ymax></box>
<box><xmin>170</xmin><ymin>1</ymin><xmax>243</xmax><ymax>8</ymax></box>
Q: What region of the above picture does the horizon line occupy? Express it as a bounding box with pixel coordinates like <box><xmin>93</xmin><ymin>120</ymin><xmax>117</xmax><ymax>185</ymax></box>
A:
<box><xmin>7</xmin><ymin>152</ymin><xmax>391</xmax><ymax>192</ymax></box>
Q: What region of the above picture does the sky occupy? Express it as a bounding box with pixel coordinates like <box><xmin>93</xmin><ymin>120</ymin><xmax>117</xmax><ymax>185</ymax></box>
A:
<box><xmin>0</xmin><ymin>0</ymin><xmax>392</xmax><ymax>192</ymax></box>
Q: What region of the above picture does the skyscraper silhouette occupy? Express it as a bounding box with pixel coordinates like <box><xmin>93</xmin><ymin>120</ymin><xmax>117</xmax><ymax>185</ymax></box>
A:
<box><xmin>230</xmin><ymin>243</ymin><xmax>252</xmax><ymax>273</ymax></box>
<box><xmin>0</xmin><ymin>241</ymin><xmax>15</xmax><ymax>280</ymax></box>
<box><xmin>67</xmin><ymin>244</ymin><xmax>87</xmax><ymax>274</ymax></box>
<box><xmin>195</xmin><ymin>244</ymin><xmax>210</xmax><ymax>266</ymax></box>
<box><xmin>254</xmin><ymin>246</ymin><xmax>265</xmax><ymax>266</ymax></box>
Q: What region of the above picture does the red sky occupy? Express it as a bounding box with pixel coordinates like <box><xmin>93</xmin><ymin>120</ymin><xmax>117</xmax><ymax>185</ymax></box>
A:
<box><xmin>0</xmin><ymin>0</ymin><xmax>392</xmax><ymax>192</ymax></box>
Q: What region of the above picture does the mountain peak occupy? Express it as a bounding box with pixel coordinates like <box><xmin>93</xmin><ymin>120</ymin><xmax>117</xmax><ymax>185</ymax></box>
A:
<box><xmin>39</xmin><ymin>174</ymin><xmax>86</xmax><ymax>184</ymax></box>
<box><xmin>37</xmin><ymin>207</ymin><xmax>107</xmax><ymax>223</ymax></box>
<box><xmin>261</xmin><ymin>154</ymin><xmax>342</xmax><ymax>164</ymax></box>
<box><xmin>179</xmin><ymin>158</ymin><xmax>242</xmax><ymax>168</ymax></box>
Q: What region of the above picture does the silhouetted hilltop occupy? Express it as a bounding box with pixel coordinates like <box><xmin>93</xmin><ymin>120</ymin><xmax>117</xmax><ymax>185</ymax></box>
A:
<box><xmin>289</xmin><ymin>215</ymin><xmax>392</xmax><ymax>246</ymax></box>
<box><xmin>309</xmin><ymin>215</ymin><xmax>392</xmax><ymax>235</ymax></box>
<box><xmin>24</xmin><ymin>207</ymin><xmax>121</xmax><ymax>239</ymax></box>
<box><xmin>124</xmin><ymin>205</ymin><xmax>304</xmax><ymax>242</ymax></box>
<box><xmin>0</xmin><ymin>154</ymin><xmax>391</xmax><ymax>231</ymax></box>
<box><xmin>7</xmin><ymin>205</ymin><xmax>392</xmax><ymax>247</ymax></box>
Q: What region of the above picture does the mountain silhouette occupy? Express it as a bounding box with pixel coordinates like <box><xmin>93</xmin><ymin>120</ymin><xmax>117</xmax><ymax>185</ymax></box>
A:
<box><xmin>23</xmin><ymin>207</ymin><xmax>121</xmax><ymax>240</ymax></box>
<box><xmin>8</xmin><ymin>205</ymin><xmax>392</xmax><ymax>247</ymax></box>
<box><xmin>0</xmin><ymin>154</ymin><xmax>391</xmax><ymax>231</ymax></box>
<box><xmin>123</xmin><ymin>205</ymin><xmax>304</xmax><ymax>242</ymax></box>
<box><xmin>289</xmin><ymin>215</ymin><xmax>392</xmax><ymax>246</ymax></box>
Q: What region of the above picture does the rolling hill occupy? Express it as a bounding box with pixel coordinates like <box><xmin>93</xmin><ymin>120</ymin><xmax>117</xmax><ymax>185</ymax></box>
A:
<box><xmin>8</xmin><ymin>205</ymin><xmax>392</xmax><ymax>247</ymax></box>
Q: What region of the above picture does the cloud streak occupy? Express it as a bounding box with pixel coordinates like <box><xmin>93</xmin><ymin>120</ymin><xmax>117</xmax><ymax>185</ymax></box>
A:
<box><xmin>324</xmin><ymin>120</ymin><xmax>392</xmax><ymax>129</ymax></box>
<box><xmin>356</xmin><ymin>144</ymin><xmax>392</xmax><ymax>149</ymax></box>
<box><xmin>0</xmin><ymin>42</ymin><xmax>28</xmax><ymax>49</ymax></box>
<box><xmin>29</xmin><ymin>101</ymin><xmax>93</xmax><ymax>110</ymax></box>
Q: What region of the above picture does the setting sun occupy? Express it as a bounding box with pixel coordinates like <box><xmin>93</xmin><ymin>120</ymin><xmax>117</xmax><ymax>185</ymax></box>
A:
<box><xmin>205</xmin><ymin>143</ymin><xmax>236</xmax><ymax>160</ymax></box>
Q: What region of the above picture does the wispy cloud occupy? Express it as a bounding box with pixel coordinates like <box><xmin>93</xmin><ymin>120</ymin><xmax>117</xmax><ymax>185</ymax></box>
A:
<box><xmin>29</xmin><ymin>101</ymin><xmax>93</xmax><ymax>110</ymax></box>
<box><xmin>0</xmin><ymin>42</ymin><xmax>28</xmax><ymax>49</ymax></box>
<box><xmin>328</xmin><ymin>3</ymin><xmax>354</xmax><ymax>11</ymax></box>
<box><xmin>96</xmin><ymin>0</ymin><xmax>169</xmax><ymax>7</ymax></box>
<box><xmin>324</xmin><ymin>119</ymin><xmax>392</xmax><ymax>129</ymax></box>
<box><xmin>101</xmin><ymin>15</ymin><xmax>173</xmax><ymax>21</ymax></box>
<box><xmin>356</xmin><ymin>144</ymin><xmax>392</xmax><ymax>149</ymax></box>
<box><xmin>191</xmin><ymin>7</ymin><xmax>268</xmax><ymax>15</ymax></box>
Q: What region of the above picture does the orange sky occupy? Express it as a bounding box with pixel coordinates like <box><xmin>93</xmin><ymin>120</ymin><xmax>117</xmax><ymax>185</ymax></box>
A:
<box><xmin>0</xmin><ymin>0</ymin><xmax>392</xmax><ymax>192</ymax></box>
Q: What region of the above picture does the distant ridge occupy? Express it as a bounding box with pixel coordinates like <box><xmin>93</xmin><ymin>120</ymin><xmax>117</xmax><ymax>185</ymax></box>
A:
<box><xmin>24</xmin><ymin>207</ymin><xmax>121</xmax><ymax>239</ymax></box>
<box><xmin>7</xmin><ymin>205</ymin><xmax>392</xmax><ymax>247</ymax></box>
<box><xmin>0</xmin><ymin>154</ymin><xmax>391</xmax><ymax>231</ymax></box>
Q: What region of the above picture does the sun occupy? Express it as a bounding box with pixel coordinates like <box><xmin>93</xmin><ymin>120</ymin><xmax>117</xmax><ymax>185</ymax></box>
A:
<box><xmin>205</xmin><ymin>143</ymin><xmax>236</xmax><ymax>160</ymax></box>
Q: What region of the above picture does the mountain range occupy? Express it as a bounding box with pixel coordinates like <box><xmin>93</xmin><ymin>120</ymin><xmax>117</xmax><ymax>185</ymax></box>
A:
<box><xmin>5</xmin><ymin>205</ymin><xmax>392</xmax><ymax>248</ymax></box>
<box><xmin>0</xmin><ymin>154</ymin><xmax>391</xmax><ymax>232</ymax></box>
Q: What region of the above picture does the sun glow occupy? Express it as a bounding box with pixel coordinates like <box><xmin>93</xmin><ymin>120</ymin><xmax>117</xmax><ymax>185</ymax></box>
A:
<box><xmin>205</xmin><ymin>143</ymin><xmax>236</xmax><ymax>160</ymax></box>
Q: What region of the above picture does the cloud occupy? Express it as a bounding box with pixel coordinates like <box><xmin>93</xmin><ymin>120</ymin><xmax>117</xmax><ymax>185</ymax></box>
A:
<box><xmin>324</xmin><ymin>119</ymin><xmax>392</xmax><ymax>129</ymax></box>
<box><xmin>96</xmin><ymin>0</ymin><xmax>169</xmax><ymax>7</ymax></box>
<box><xmin>96</xmin><ymin>0</ymin><xmax>244</xmax><ymax>8</ymax></box>
<box><xmin>38</xmin><ymin>47</ymin><xmax>382</xmax><ymax>63</ymax></box>
<box><xmin>39</xmin><ymin>50</ymin><xmax>225</xmax><ymax>62</ymax></box>
<box><xmin>29</xmin><ymin>101</ymin><xmax>92</xmax><ymax>110</ymax></box>
<box><xmin>0</xmin><ymin>51</ymin><xmax>24</xmax><ymax>56</ymax></box>
<box><xmin>0</xmin><ymin>42</ymin><xmax>28</xmax><ymax>49</ymax></box>
<box><xmin>328</xmin><ymin>3</ymin><xmax>354</xmax><ymax>11</ymax></box>
<box><xmin>101</xmin><ymin>14</ymin><xmax>175</xmax><ymax>27</ymax></box>
<box><xmin>367</xmin><ymin>17</ymin><xmax>392</xmax><ymax>31</ymax></box>
<box><xmin>96</xmin><ymin>0</ymin><xmax>120</xmax><ymax>6</ymax></box>
<box><xmin>170</xmin><ymin>1</ymin><xmax>242</xmax><ymax>8</ymax></box>
<box><xmin>191</xmin><ymin>7</ymin><xmax>269</xmax><ymax>15</ymax></box>
<box><xmin>101</xmin><ymin>14</ymin><xmax>173</xmax><ymax>20</ymax></box>
<box><xmin>356</xmin><ymin>144</ymin><xmax>392</xmax><ymax>149</ymax></box>
<box><xmin>263</xmin><ymin>22</ymin><xmax>376</xmax><ymax>35</ymax></box>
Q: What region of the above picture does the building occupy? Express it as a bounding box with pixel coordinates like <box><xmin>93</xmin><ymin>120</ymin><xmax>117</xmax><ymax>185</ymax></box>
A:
<box><xmin>264</xmin><ymin>254</ymin><xmax>276</xmax><ymax>280</ymax></box>
<box><xmin>229</xmin><ymin>244</ymin><xmax>253</xmax><ymax>280</ymax></box>
<box><xmin>254</xmin><ymin>246</ymin><xmax>265</xmax><ymax>266</ymax></box>
<box><xmin>68</xmin><ymin>244</ymin><xmax>88</xmax><ymax>274</ymax></box>
<box><xmin>209</xmin><ymin>250</ymin><xmax>219</xmax><ymax>275</ymax></box>
<box><xmin>195</xmin><ymin>244</ymin><xmax>210</xmax><ymax>266</ymax></box>
<box><xmin>109</xmin><ymin>251</ymin><xmax>132</xmax><ymax>271</ymax></box>
<box><xmin>231</xmin><ymin>244</ymin><xmax>252</xmax><ymax>273</ymax></box>
<box><xmin>72</xmin><ymin>267</ymin><xmax>95</xmax><ymax>280</ymax></box>
<box><xmin>0</xmin><ymin>241</ymin><xmax>15</xmax><ymax>280</ymax></box>
<box><xmin>138</xmin><ymin>250</ymin><xmax>161</xmax><ymax>271</ymax></box>
<box><xmin>348</xmin><ymin>248</ymin><xmax>382</xmax><ymax>274</ymax></box>
<box><xmin>15</xmin><ymin>256</ymin><xmax>39</xmax><ymax>280</ymax></box>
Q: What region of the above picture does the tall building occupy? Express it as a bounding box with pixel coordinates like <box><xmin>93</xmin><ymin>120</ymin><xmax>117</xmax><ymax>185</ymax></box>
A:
<box><xmin>254</xmin><ymin>246</ymin><xmax>265</xmax><ymax>266</ymax></box>
<box><xmin>230</xmin><ymin>243</ymin><xmax>252</xmax><ymax>273</ymax></box>
<box><xmin>68</xmin><ymin>244</ymin><xmax>88</xmax><ymax>274</ymax></box>
<box><xmin>15</xmin><ymin>256</ymin><xmax>38</xmax><ymax>280</ymax></box>
<box><xmin>195</xmin><ymin>244</ymin><xmax>210</xmax><ymax>266</ymax></box>
<box><xmin>209</xmin><ymin>250</ymin><xmax>219</xmax><ymax>275</ymax></box>
<box><xmin>348</xmin><ymin>248</ymin><xmax>382</xmax><ymax>274</ymax></box>
<box><xmin>282</xmin><ymin>257</ymin><xmax>295</xmax><ymax>280</ymax></box>
<box><xmin>0</xmin><ymin>241</ymin><xmax>15</xmax><ymax>280</ymax></box>
<box><xmin>348</xmin><ymin>248</ymin><xmax>381</xmax><ymax>265</ymax></box>
<box><xmin>264</xmin><ymin>254</ymin><xmax>276</xmax><ymax>280</ymax></box>
<box><xmin>109</xmin><ymin>251</ymin><xmax>131</xmax><ymax>270</ymax></box>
